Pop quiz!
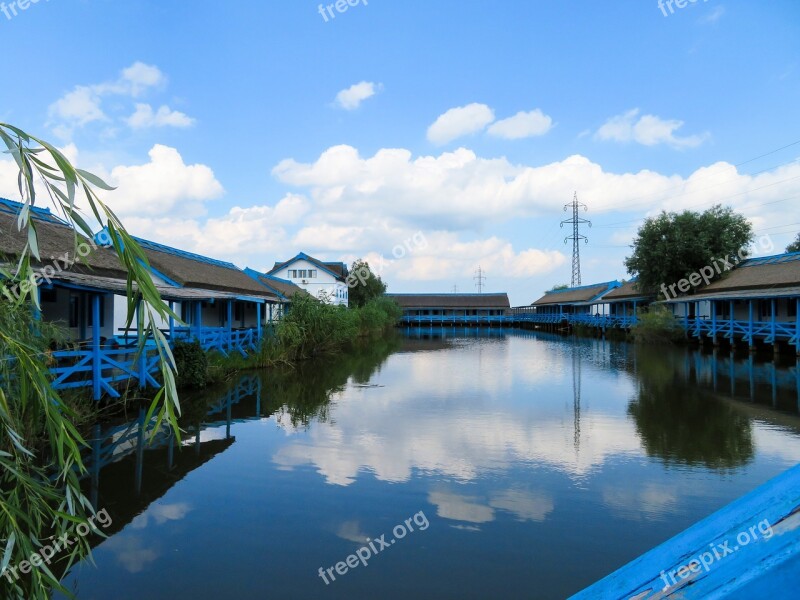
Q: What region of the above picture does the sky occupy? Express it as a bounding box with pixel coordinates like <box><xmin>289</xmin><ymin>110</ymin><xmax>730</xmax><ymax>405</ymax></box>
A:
<box><xmin>1</xmin><ymin>0</ymin><xmax>799</xmax><ymax>305</ymax></box>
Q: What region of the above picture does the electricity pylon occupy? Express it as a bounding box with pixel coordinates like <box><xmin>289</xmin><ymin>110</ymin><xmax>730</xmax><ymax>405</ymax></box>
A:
<box><xmin>474</xmin><ymin>266</ymin><xmax>486</xmax><ymax>293</ymax></box>
<box><xmin>561</xmin><ymin>192</ymin><xmax>591</xmax><ymax>287</ymax></box>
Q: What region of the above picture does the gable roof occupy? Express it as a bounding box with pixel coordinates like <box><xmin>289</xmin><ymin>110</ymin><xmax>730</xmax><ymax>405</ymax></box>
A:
<box><xmin>127</xmin><ymin>235</ymin><xmax>278</xmax><ymax>300</ymax></box>
<box><xmin>532</xmin><ymin>281</ymin><xmax>620</xmax><ymax>306</ymax></box>
<box><xmin>0</xmin><ymin>198</ymin><xmax>128</xmax><ymax>279</ymax></box>
<box><xmin>603</xmin><ymin>280</ymin><xmax>653</xmax><ymax>301</ymax></box>
<box><xmin>386</xmin><ymin>293</ymin><xmax>510</xmax><ymax>309</ymax></box>
<box><xmin>694</xmin><ymin>252</ymin><xmax>800</xmax><ymax>294</ymax></box>
<box><xmin>268</xmin><ymin>252</ymin><xmax>349</xmax><ymax>282</ymax></box>
<box><xmin>243</xmin><ymin>268</ymin><xmax>309</xmax><ymax>300</ymax></box>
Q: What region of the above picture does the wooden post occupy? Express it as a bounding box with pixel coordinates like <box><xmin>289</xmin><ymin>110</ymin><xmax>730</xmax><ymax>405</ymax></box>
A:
<box><xmin>711</xmin><ymin>301</ymin><xmax>717</xmax><ymax>346</ymax></box>
<box><xmin>256</xmin><ymin>302</ymin><xmax>262</xmax><ymax>344</ymax></box>
<box><xmin>772</xmin><ymin>298</ymin><xmax>778</xmax><ymax>354</ymax></box>
<box><xmin>92</xmin><ymin>294</ymin><xmax>102</xmax><ymax>401</ymax></box>
<box><xmin>730</xmin><ymin>300</ymin><xmax>735</xmax><ymax>350</ymax></box>
<box><xmin>137</xmin><ymin>298</ymin><xmax>147</xmax><ymax>389</ymax></box>
<box><xmin>168</xmin><ymin>300</ymin><xmax>175</xmax><ymax>341</ymax></box>
<box><xmin>195</xmin><ymin>301</ymin><xmax>203</xmax><ymax>343</ymax></box>
<box><xmin>748</xmin><ymin>300</ymin><xmax>755</xmax><ymax>352</ymax></box>
<box><xmin>226</xmin><ymin>300</ymin><xmax>233</xmax><ymax>353</ymax></box>
<box><xmin>796</xmin><ymin>298</ymin><xmax>800</xmax><ymax>356</ymax></box>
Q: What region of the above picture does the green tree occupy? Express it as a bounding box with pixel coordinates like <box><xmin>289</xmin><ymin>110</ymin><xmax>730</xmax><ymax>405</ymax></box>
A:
<box><xmin>0</xmin><ymin>123</ymin><xmax>181</xmax><ymax>599</ymax></box>
<box><xmin>624</xmin><ymin>205</ymin><xmax>753</xmax><ymax>299</ymax></box>
<box><xmin>786</xmin><ymin>233</ymin><xmax>800</xmax><ymax>253</ymax></box>
<box><xmin>347</xmin><ymin>259</ymin><xmax>387</xmax><ymax>308</ymax></box>
<box><xmin>550</xmin><ymin>283</ymin><xmax>569</xmax><ymax>291</ymax></box>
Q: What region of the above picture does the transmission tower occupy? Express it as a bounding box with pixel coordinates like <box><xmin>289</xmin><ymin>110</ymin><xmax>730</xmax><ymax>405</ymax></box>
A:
<box><xmin>451</xmin><ymin>284</ymin><xmax>458</xmax><ymax>293</ymax></box>
<box><xmin>473</xmin><ymin>266</ymin><xmax>486</xmax><ymax>293</ymax></box>
<box><xmin>561</xmin><ymin>192</ymin><xmax>591</xmax><ymax>287</ymax></box>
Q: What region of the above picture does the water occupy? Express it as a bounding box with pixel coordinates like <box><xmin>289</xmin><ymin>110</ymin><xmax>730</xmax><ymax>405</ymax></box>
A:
<box><xmin>57</xmin><ymin>329</ymin><xmax>800</xmax><ymax>599</ymax></box>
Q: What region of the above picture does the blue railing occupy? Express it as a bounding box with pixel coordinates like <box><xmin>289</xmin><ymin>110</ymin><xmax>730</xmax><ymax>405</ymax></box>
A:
<box><xmin>173</xmin><ymin>326</ymin><xmax>259</xmax><ymax>357</ymax></box>
<box><xmin>687</xmin><ymin>317</ymin><xmax>798</xmax><ymax>345</ymax></box>
<box><xmin>399</xmin><ymin>315</ymin><xmax>507</xmax><ymax>325</ymax></box>
<box><xmin>49</xmin><ymin>326</ymin><xmax>261</xmax><ymax>400</ymax></box>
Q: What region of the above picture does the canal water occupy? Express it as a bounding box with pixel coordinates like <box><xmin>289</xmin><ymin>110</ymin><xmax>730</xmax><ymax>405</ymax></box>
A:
<box><xmin>57</xmin><ymin>329</ymin><xmax>800</xmax><ymax>599</ymax></box>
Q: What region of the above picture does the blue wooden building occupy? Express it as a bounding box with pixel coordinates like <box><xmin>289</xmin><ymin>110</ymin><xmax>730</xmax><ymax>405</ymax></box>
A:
<box><xmin>387</xmin><ymin>293</ymin><xmax>510</xmax><ymax>325</ymax></box>
<box><xmin>243</xmin><ymin>267</ymin><xmax>308</xmax><ymax>321</ymax></box>
<box><xmin>663</xmin><ymin>252</ymin><xmax>800</xmax><ymax>353</ymax></box>
<box><xmin>1</xmin><ymin>198</ymin><xmax>288</xmax><ymax>400</ymax></box>
<box><xmin>508</xmin><ymin>281</ymin><xmax>621</xmax><ymax>325</ymax></box>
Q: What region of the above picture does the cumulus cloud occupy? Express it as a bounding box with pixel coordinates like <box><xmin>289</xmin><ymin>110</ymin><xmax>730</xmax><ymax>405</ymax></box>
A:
<box><xmin>487</xmin><ymin>109</ymin><xmax>553</xmax><ymax>139</ymax></box>
<box><xmin>48</xmin><ymin>86</ymin><xmax>107</xmax><ymax>127</ymax></box>
<box><xmin>47</xmin><ymin>62</ymin><xmax>191</xmax><ymax>137</ymax></box>
<box><xmin>103</xmin><ymin>144</ymin><xmax>224</xmax><ymax>216</ymax></box>
<box><xmin>595</xmin><ymin>108</ymin><xmax>709</xmax><ymax>149</ymax></box>
<box><xmin>427</xmin><ymin>103</ymin><xmax>495</xmax><ymax>145</ymax></box>
<box><xmin>334</xmin><ymin>81</ymin><xmax>382</xmax><ymax>110</ymax></box>
<box><xmin>127</xmin><ymin>103</ymin><xmax>196</xmax><ymax>129</ymax></box>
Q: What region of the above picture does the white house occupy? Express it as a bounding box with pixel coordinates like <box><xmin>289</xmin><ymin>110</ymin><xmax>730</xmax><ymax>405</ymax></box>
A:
<box><xmin>267</xmin><ymin>252</ymin><xmax>350</xmax><ymax>306</ymax></box>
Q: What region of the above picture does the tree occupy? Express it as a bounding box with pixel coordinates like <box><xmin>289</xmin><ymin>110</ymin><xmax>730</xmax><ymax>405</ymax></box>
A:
<box><xmin>550</xmin><ymin>283</ymin><xmax>569</xmax><ymax>291</ymax></box>
<box><xmin>624</xmin><ymin>205</ymin><xmax>753</xmax><ymax>299</ymax></box>
<box><xmin>347</xmin><ymin>259</ymin><xmax>387</xmax><ymax>307</ymax></box>
<box><xmin>786</xmin><ymin>233</ymin><xmax>800</xmax><ymax>253</ymax></box>
<box><xmin>0</xmin><ymin>123</ymin><xmax>181</xmax><ymax>599</ymax></box>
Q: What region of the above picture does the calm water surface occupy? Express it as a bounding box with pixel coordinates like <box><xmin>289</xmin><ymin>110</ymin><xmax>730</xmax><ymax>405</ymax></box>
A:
<box><xmin>58</xmin><ymin>329</ymin><xmax>800</xmax><ymax>599</ymax></box>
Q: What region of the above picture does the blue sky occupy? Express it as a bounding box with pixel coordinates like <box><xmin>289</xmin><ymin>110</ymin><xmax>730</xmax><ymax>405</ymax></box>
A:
<box><xmin>1</xmin><ymin>0</ymin><xmax>799</xmax><ymax>304</ymax></box>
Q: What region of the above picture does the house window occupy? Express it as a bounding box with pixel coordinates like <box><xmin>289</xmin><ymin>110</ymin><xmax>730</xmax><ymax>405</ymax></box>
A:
<box><xmin>789</xmin><ymin>299</ymin><xmax>798</xmax><ymax>318</ymax></box>
<box><xmin>234</xmin><ymin>302</ymin><xmax>244</xmax><ymax>322</ymax></box>
<box><xmin>69</xmin><ymin>295</ymin><xmax>79</xmax><ymax>328</ymax></box>
<box><xmin>86</xmin><ymin>298</ymin><xmax>106</xmax><ymax>327</ymax></box>
<box><xmin>40</xmin><ymin>288</ymin><xmax>57</xmax><ymax>303</ymax></box>
<box><xmin>309</xmin><ymin>270</ymin><xmax>317</xmax><ymax>278</ymax></box>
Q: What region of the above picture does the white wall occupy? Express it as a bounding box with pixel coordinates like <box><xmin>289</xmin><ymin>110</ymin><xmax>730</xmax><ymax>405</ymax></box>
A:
<box><xmin>271</xmin><ymin>259</ymin><xmax>348</xmax><ymax>306</ymax></box>
<box><xmin>41</xmin><ymin>287</ymin><xmax>115</xmax><ymax>342</ymax></box>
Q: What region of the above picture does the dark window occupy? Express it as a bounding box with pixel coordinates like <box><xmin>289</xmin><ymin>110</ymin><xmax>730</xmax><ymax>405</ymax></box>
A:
<box><xmin>789</xmin><ymin>299</ymin><xmax>798</xmax><ymax>318</ymax></box>
<box><xmin>40</xmin><ymin>288</ymin><xmax>57</xmax><ymax>303</ymax></box>
<box><xmin>69</xmin><ymin>295</ymin><xmax>79</xmax><ymax>328</ymax></box>
<box><xmin>234</xmin><ymin>302</ymin><xmax>244</xmax><ymax>322</ymax></box>
<box><xmin>85</xmin><ymin>295</ymin><xmax>105</xmax><ymax>327</ymax></box>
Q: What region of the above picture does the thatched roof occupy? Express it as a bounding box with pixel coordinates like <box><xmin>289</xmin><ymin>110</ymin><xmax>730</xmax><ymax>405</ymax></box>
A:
<box><xmin>243</xmin><ymin>269</ymin><xmax>309</xmax><ymax>300</ymax></box>
<box><xmin>697</xmin><ymin>253</ymin><xmax>800</xmax><ymax>294</ymax></box>
<box><xmin>604</xmin><ymin>280</ymin><xmax>652</xmax><ymax>301</ymax></box>
<box><xmin>0</xmin><ymin>199</ymin><xmax>127</xmax><ymax>279</ymax></box>
<box><xmin>131</xmin><ymin>236</ymin><xmax>278</xmax><ymax>300</ymax></box>
<box><xmin>386</xmin><ymin>293</ymin><xmax>510</xmax><ymax>309</ymax></box>
<box><xmin>532</xmin><ymin>281</ymin><xmax>619</xmax><ymax>306</ymax></box>
<box><xmin>1</xmin><ymin>199</ymin><xmax>279</xmax><ymax>301</ymax></box>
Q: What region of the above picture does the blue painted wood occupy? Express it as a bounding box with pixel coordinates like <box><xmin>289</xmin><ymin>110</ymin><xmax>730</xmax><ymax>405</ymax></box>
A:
<box><xmin>91</xmin><ymin>294</ymin><xmax>101</xmax><ymax>401</ymax></box>
<box><xmin>569</xmin><ymin>463</ymin><xmax>800</xmax><ymax>599</ymax></box>
<box><xmin>256</xmin><ymin>303</ymin><xmax>262</xmax><ymax>343</ymax></box>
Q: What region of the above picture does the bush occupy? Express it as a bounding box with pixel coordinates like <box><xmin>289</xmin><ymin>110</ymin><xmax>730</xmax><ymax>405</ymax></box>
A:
<box><xmin>630</xmin><ymin>305</ymin><xmax>685</xmax><ymax>345</ymax></box>
<box><xmin>172</xmin><ymin>340</ymin><xmax>209</xmax><ymax>389</ymax></box>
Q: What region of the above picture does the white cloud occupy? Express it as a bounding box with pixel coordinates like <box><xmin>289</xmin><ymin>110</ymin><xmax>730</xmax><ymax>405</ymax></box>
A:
<box><xmin>334</xmin><ymin>81</ymin><xmax>382</xmax><ymax>110</ymax></box>
<box><xmin>47</xmin><ymin>62</ymin><xmax>189</xmax><ymax>137</ymax></box>
<box><xmin>127</xmin><ymin>103</ymin><xmax>196</xmax><ymax>129</ymax></box>
<box><xmin>595</xmin><ymin>108</ymin><xmax>709</xmax><ymax>149</ymax></box>
<box><xmin>487</xmin><ymin>109</ymin><xmax>553</xmax><ymax>139</ymax></box>
<box><xmin>427</xmin><ymin>103</ymin><xmax>495</xmax><ymax>145</ymax></box>
<box><xmin>48</xmin><ymin>86</ymin><xmax>106</xmax><ymax>127</ymax></box>
<box><xmin>103</xmin><ymin>144</ymin><xmax>224</xmax><ymax>216</ymax></box>
<box><xmin>120</xmin><ymin>61</ymin><xmax>167</xmax><ymax>96</ymax></box>
<box><xmin>699</xmin><ymin>5</ymin><xmax>725</xmax><ymax>25</ymax></box>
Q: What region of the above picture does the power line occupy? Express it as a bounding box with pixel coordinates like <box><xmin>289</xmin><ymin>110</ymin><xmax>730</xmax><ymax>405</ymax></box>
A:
<box><xmin>561</xmin><ymin>192</ymin><xmax>591</xmax><ymax>287</ymax></box>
